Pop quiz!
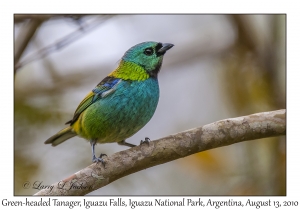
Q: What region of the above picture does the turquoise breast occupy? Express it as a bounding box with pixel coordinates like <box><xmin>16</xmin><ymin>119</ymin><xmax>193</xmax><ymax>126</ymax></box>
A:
<box><xmin>79</xmin><ymin>78</ymin><xmax>159</xmax><ymax>143</ymax></box>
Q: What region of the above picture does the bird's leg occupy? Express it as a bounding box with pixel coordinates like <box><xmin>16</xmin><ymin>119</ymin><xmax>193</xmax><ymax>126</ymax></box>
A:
<box><xmin>140</xmin><ymin>137</ymin><xmax>150</xmax><ymax>146</ymax></box>
<box><xmin>90</xmin><ymin>140</ymin><xmax>107</xmax><ymax>165</ymax></box>
<box><xmin>118</xmin><ymin>138</ymin><xmax>151</xmax><ymax>147</ymax></box>
<box><xmin>117</xmin><ymin>140</ymin><xmax>136</xmax><ymax>148</ymax></box>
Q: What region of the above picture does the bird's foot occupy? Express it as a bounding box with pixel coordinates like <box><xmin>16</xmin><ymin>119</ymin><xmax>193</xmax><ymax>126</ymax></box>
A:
<box><xmin>92</xmin><ymin>153</ymin><xmax>107</xmax><ymax>166</ymax></box>
<box><xmin>140</xmin><ymin>137</ymin><xmax>150</xmax><ymax>146</ymax></box>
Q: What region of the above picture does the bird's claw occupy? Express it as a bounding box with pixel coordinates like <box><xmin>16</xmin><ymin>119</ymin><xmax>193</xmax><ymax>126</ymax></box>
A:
<box><xmin>99</xmin><ymin>153</ymin><xmax>107</xmax><ymax>158</ymax></box>
<box><xmin>92</xmin><ymin>153</ymin><xmax>107</xmax><ymax>166</ymax></box>
<box><xmin>140</xmin><ymin>137</ymin><xmax>150</xmax><ymax>146</ymax></box>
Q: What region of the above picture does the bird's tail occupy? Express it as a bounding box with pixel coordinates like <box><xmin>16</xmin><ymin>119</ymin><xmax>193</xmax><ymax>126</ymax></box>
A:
<box><xmin>44</xmin><ymin>126</ymin><xmax>77</xmax><ymax>146</ymax></box>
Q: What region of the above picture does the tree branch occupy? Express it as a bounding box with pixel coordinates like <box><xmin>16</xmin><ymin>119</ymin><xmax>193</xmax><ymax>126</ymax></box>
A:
<box><xmin>14</xmin><ymin>15</ymin><xmax>113</xmax><ymax>73</ymax></box>
<box><xmin>34</xmin><ymin>109</ymin><xmax>286</xmax><ymax>196</ymax></box>
<box><xmin>14</xmin><ymin>19</ymin><xmax>44</xmax><ymax>74</ymax></box>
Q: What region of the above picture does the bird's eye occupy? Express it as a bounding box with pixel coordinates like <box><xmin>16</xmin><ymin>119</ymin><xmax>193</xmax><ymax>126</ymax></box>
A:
<box><xmin>144</xmin><ymin>48</ymin><xmax>154</xmax><ymax>56</ymax></box>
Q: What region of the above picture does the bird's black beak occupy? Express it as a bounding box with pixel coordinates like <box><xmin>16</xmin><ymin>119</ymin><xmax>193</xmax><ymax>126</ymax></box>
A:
<box><xmin>157</xmin><ymin>43</ymin><xmax>174</xmax><ymax>56</ymax></box>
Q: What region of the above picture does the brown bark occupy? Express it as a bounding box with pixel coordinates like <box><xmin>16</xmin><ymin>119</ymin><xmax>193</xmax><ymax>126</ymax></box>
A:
<box><xmin>35</xmin><ymin>109</ymin><xmax>286</xmax><ymax>196</ymax></box>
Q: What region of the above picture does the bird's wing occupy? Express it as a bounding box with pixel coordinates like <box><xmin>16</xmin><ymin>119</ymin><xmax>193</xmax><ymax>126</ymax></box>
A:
<box><xmin>65</xmin><ymin>76</ymin><xmax>121</xmax><ymax>125</ymax></box>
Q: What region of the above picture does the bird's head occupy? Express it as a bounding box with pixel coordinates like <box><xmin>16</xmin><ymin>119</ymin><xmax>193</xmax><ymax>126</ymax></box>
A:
<box><xmin>122</xmin><ymin>42</ymin><xmax>174</xmax><ymax>77</ymax></box>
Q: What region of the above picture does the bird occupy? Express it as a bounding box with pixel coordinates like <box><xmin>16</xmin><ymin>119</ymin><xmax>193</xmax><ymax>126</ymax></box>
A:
<box><xmin>45</xmin><ymin>41</ymin><xmax>174</xmax><ymax>164</ymax></box>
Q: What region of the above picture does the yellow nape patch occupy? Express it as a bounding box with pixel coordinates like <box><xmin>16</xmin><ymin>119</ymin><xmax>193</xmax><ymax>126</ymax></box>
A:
<box><xmin>109</xmin><ymin>61</ymin><xmax>149</xmax><ymax>81</ymax></box>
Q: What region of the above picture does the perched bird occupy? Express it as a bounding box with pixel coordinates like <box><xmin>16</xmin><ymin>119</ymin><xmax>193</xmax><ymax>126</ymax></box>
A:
<box><xmin>45</xmin><ymin>41</ymin><xmax>174</xmax><ymax>164</ymax></box>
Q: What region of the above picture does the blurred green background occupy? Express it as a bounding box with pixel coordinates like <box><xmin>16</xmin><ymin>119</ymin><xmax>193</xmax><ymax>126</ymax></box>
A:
<box><xmin>14</xmin><ymin>14</ymin><xmax>286</xmax><ymax>195</ymax></box>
